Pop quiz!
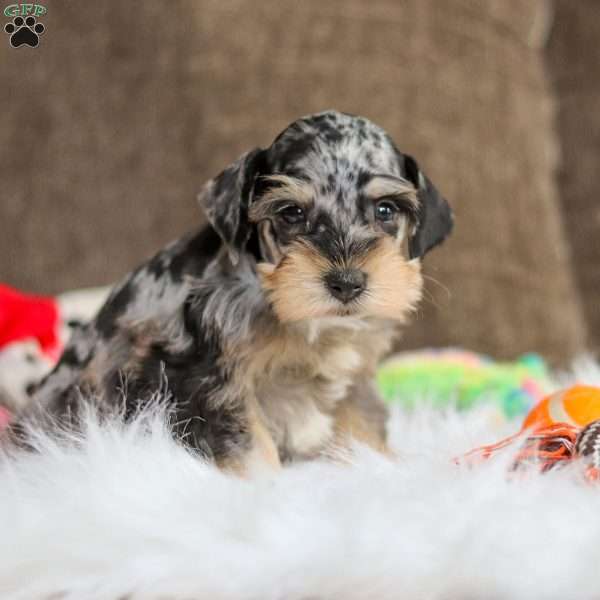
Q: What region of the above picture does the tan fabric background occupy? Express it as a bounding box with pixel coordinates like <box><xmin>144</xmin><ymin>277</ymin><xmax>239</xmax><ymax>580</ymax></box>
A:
<box><xmin>548</xmin><ymin>0</ymin><xmax>600</xmax><ymax>354</ymax></box>
<box><xmin>0</xmin><ymin>1</ymin><xmax>587</xmax><ymax>363</ymax></box>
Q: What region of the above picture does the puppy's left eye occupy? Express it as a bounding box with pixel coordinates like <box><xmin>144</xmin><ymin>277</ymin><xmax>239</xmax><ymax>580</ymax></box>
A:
<box><xmin>278</xmin><ymin>204</ymin><xmax>305</xmax><ymax>225</ymax></box>
<box><xmin>374</xmin><ymin>200</ymin><xmax>398</xmax><ymax>222</ymax></box>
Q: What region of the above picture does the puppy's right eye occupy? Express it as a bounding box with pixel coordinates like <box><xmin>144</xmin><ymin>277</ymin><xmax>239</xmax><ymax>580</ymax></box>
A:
<box><xmin>374</xmin><ymin>200</ymin><xmax>398</xmax><ymax>222</ymax></box>
<box><xmin>277</xmin><ymin>204</ymin><xmax>305</xmax><ymax>225</ymax></box>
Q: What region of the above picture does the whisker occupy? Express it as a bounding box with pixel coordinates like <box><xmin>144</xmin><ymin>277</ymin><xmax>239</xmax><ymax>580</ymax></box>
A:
<box><xmin>419</xmin><ymin>287</ymin><xmax>444</xmax><ymax>311</ymax></box>
<box><xmin>423</xmin><ymin>274</ymin><xmax>452</xmax><ymax>300</ymax></box>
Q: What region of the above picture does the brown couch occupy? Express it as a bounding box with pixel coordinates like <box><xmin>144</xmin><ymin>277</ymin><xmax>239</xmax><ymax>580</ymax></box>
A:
<box><xmin>0</xmin><ymin>0</ymin><xmax>595</xmax><ymax>364</ymax></box>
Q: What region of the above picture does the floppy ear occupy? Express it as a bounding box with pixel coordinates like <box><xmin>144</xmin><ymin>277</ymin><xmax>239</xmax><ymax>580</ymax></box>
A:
<box><xmin>403</xmin><ymin>154</ymin><xmax>454</xmax><ymax>259</ymax></box>
<box><xmin>197</xmin><ymin>148</ymin><xmax>264</xmax><ymax>265</ymax></box>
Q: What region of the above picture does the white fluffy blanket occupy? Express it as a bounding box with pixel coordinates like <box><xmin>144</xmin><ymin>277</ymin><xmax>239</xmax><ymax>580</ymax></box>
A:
<box><xmin>1</xmin><ymin>359</ymin><xmax>600</xmax><ymax>600</ymax></box>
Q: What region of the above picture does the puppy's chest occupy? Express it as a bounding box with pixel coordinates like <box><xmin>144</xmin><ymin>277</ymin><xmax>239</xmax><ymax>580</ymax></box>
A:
<box><xmin>254</xmin><ymin>373</ymin><xmax>350</xmax><ymax>460</ymax></box>
<box><xmin>248</xmin><ymin>328</ymin><xmax>383</xmax><ymax>459</ymax></box>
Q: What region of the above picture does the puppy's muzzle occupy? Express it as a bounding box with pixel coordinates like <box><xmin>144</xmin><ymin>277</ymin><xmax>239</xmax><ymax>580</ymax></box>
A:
<box><xmin>324</xmin><ymin>268</ymin><xmax>367</xmax><ymax>304</ymax></box>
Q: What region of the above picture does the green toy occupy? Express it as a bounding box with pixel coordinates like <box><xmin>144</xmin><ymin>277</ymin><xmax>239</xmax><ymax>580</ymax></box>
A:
<box><xmin>376</xmin><ymin>349</ymin><xmax>551</xmax><ymax>419</ymax></box>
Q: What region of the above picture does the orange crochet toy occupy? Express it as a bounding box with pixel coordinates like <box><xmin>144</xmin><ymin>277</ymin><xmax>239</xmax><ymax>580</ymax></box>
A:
<box><xmin>462</xmin><ymin>385</ymin><xmax>600</xmax><ymax>479</ymax></box>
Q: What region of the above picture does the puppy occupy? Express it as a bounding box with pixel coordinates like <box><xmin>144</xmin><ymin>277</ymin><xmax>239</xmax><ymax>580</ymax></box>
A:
<box><xmin>12</xmin><ymin>111</ymin><xmax>452</xmax><ymax>472</ymax></box>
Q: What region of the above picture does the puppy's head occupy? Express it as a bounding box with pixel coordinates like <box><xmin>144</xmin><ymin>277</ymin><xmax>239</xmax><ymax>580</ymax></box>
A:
<box><xmin>199</xmin><ymin>111</ymin><xmax>452</xmax><ymax>323</ymax></box>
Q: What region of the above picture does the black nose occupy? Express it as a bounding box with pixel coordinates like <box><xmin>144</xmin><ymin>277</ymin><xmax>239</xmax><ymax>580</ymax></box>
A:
<box><xmin>325</xmin><ymin>269</ymin><xmax>367</xmax><ymax>304</ymax></box>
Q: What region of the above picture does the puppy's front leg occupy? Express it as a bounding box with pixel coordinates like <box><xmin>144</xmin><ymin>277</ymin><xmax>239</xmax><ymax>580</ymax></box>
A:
<box><xmin>219</xmin><ymin>399</ymin><xmax>281</xmax><ymax>476</ymax></box>
<box><xmin>332</xmin><ymin>381</ymin><xmax>392</xmax><ymax>456</ymax></box>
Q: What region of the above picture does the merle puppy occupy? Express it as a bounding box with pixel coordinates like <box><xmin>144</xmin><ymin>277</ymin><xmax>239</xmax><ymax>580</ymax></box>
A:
<box><xmin>14</xmin><ymin>111</ymin><xmax>452</xmax><ymax>472</ymax></box>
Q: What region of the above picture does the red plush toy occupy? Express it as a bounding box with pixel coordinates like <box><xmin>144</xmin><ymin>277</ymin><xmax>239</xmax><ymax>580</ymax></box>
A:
<box><xmin>0</xmin><ymin>284</ymin><xmax>61</xmax><ymax>360</ymax></box>
<box><xmin>0</xmin><ymin>284</ymin><xmax>64</xmax><ymax>428</ymax></box>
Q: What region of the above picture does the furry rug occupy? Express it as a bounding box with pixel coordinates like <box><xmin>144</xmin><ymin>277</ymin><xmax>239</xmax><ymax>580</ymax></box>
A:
<box><xmin>1</xmin><ymin>359</ymin><xmax>600</xmax><ymax>600</ymax></box>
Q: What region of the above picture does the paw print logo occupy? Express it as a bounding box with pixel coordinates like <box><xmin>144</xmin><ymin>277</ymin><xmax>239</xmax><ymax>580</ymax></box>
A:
<box><xmin>4</xmin><ymin>15</ymin><xmax>44</xmax><ymax>48</ymax></box>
